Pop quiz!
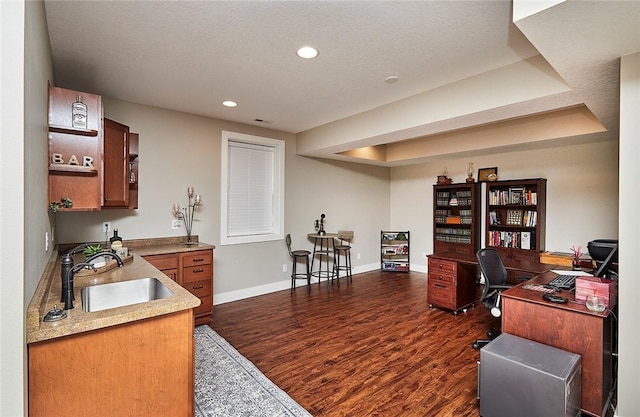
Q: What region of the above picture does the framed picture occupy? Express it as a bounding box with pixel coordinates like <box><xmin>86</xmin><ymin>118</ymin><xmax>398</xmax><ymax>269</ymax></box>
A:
<box><xmin>478</xmin><ymin>167</ymin><xmax>498</xmax><ymax>182</ymax></box>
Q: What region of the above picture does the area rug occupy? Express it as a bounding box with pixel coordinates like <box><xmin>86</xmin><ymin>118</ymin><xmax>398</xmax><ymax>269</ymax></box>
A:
<box><xmin>194</xmin><ymin>325</ymin><xmax>313</xmax><ymax>417</ymax></box>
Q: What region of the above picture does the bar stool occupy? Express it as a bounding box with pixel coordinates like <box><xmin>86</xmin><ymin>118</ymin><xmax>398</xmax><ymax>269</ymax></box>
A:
<box><xmin>333</xmin><ymin>230</ymin><xmax>353</xmax><ymax>284</ymax></box>
<box><xmin>285</xmin><ymin>234</ymin><xmax>311</xmax><ymax>292</ymax></box>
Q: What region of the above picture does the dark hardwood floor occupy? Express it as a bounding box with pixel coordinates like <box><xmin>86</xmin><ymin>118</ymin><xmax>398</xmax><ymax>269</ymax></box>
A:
<box><xmin>209</xmin><ymin>270</ymin><xmax>495</xmax><ymax>416</ymax></box>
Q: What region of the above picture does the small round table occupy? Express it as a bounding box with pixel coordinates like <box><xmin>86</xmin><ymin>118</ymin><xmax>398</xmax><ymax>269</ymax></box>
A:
<box><xmin>308</xmin><ymin>233</ymin><xmax>338</xmax><ymax>291</ymax></box>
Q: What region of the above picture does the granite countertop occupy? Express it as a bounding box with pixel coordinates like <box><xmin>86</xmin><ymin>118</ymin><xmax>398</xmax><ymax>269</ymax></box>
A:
<box><xmin>26</xmin><ymin>237</ymin><xmax>214</xmax><ymax>344</ymax></box>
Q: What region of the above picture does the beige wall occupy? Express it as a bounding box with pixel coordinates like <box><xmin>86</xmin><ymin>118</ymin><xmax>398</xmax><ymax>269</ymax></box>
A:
<box><xmin>390</xmin><ymin>140</ymin><xmax>619</xmax><ymax>271</ymax></box>
<box><xmin>2</xmin><ymin>1</ymin><xmax>54</xmax><ymax>415</ymax></box>
<box><xmin>55</xmin><ymin>99</ymin><xmax>390</xmax><ymax>298</ymax></box>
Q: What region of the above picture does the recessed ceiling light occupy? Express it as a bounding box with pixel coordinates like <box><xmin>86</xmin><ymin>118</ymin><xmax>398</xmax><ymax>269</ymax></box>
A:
<box><xmin>296</xmin><ymin>46</ymin><xmax>319</xmax><ymax>59</ymax></box>
<box><xmin>222</xmin><ymin>100</ymin><xmax>238</xmax><ymax>107</ymax></box>
<box><xmin>385</xmin><ymin>75</ymin><xmax>400</xmax><ymax>84</ymax></box>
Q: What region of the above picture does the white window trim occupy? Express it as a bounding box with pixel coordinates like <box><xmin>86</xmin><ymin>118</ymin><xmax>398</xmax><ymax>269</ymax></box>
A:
<box><xmin>220</xmin><ymin>131</ymin><xmax>285</xmax><ymax>245</ymax></box>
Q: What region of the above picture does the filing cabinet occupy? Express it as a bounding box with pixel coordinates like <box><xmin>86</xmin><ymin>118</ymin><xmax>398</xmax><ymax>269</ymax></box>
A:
<box><xmin>427</xmin><ymin>256</ymin><xmax>476</xmax><ymax>314</ymax></box>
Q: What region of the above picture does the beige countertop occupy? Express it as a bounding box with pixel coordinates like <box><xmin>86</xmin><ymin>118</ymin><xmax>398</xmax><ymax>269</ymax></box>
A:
<box><xmin>27</xmin><ymin>237</ymin><xmax>214</xmax><ymax>344</ymax></box>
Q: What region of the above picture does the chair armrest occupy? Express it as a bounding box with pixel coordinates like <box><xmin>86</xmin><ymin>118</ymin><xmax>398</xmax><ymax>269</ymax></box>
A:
<box><xmin>494</xmin><ymin>285</ymin><xmax>515</xmax><ymax>291</ymax></box>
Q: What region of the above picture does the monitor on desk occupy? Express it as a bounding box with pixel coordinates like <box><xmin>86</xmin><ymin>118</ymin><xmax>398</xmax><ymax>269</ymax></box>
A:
<box><xmin>593</xmin><ymin>243</ymin><xmax>618</xmax><ymax>279</ymax></box>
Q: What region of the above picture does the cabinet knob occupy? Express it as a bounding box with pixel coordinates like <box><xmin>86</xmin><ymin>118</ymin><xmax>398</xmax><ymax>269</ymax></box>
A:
<box><xmin>192</xmin><ymin>284</ymin><xmax>204</xmax><ymax>290</ymax></box>
<box><xmin>435</xmin><ymin>283</ymin><xmax>446</xmax><ymax>289</ymax></box>
<box><xmin>193</xmin><ymin>258</ymin><xmax>204</xmax><ymax>262</ymax></box>
<box><xmin>193</xmin><ymin>268</ymin><xmax>204</xmax><ymax>273</ymax></box>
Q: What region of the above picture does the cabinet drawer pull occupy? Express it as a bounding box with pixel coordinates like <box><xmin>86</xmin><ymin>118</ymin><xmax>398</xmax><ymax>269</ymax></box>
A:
<box><xmin>192</xmin><ymin>268</ymin><xmax>204</xmax><ymax>273</ymax></box>
<box><xmin>192</xmin><ymin>284</ymin><xmax>204</xmax><ymax>290</ymax></box>
<box><xmin>192</xmin><ymin>258</ymin><xmax>204</xmax><ymax>262</ymax></box>
<box><xmin>435</xmin><ymin>283</ymin><xmax>446</xmax><ymax>289</ymax></box>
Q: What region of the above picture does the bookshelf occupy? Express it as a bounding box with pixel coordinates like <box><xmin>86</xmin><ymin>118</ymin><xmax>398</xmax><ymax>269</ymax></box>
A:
<box><xmin>381</xmin><ymin>231</ymin><xmax>410</xmax><ymax>272</ymax></box>
<box><xmin>485</xmin><ymin>178</ymin><xmax>547</xmax><ymax>262</ymax></box>
<box><xmin>433</xmin><ymin>183</ymin><xmax>481</xmax><ymax>255</ymax></box>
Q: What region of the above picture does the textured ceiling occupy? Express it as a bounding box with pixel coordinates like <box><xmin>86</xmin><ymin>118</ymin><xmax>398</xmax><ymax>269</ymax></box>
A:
<box><xmin>44</xmin><ymin>1</ymin><xmax>640</xmax><ymax>166</ymax></box>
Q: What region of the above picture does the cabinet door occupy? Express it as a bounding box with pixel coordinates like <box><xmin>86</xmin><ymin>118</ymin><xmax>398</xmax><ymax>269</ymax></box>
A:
<box><xmin>103</xmin><ymin>118</ymin><xmax>129</xmax><ymax>207</ymax></box>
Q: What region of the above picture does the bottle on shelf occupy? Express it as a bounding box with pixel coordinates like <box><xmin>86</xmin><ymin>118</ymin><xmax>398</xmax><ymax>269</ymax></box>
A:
<box><xmin>71</xmin><ymin>95</ymin><xmax>88</xmax><ymax>129</ymax></box>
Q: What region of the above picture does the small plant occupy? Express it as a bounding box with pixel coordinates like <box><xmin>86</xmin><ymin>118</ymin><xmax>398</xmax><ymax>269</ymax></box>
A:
<box><xmin>48</xmin><ymin>197</ymin><xmax>73</xmax><ymax>213</ymax></box>
<box><xmin>82</xmin><ymin>244</ymin><xmax>104</xmax><ymax>259</ymax></box>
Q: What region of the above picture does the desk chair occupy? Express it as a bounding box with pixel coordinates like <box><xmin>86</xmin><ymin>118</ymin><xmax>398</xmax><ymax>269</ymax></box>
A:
<box><xmin>472</xmin><ymin>248</ymin><xmax>514</xmax><ymax>350</ymax></box>
<box><xmin>285</xmin><ymin>234</ymin><xmax>311</xmax><ymax>292</ymax></box>
<box><xmin>333</xmin><ymin>230</ymin><xmax>353</xmax><ymax>285</ymax></box>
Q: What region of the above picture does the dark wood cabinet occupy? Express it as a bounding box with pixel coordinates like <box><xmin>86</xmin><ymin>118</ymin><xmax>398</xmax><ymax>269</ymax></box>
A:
<box><xmin>103</xmin><ymin>118</ymin><xmax>129</xmax><ymax>208</ymax></box>
<box><xmin>427</xmin><ymin>256</ymin><xmax>476</xmax><ymax>314</ymax></box>
<box><xmin>433</xmin><ymin>183</ymin><xmax>481</xmax><ymax>255</ymax></box>
<box><xmin>48</xmin><ymin>85</ymin><xmax>103</xmax><ymax>211</ymax></box>
<box><xmin>47</xmin><ymin>85</ymin><xmax>139</xmax><ymax>211</ymax></box>
<box><xmin>128</xmin><ymin>133</ymin><xmax>139</xmax><ymax>209</ymax></box>
<box><xmin>485</xmin><ymin>178</ymin><xmax>547</xmax><ymax>263</ymax></box>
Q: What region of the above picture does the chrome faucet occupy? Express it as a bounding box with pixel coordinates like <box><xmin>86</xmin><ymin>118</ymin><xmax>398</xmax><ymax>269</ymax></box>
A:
<box><xmin>62</xmin><ymin>251</ymin><xmax>124</xmax><ymax>310</ymax></box>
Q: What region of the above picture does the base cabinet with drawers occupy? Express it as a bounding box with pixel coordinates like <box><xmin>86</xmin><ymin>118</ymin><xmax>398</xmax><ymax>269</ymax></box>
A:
<box><xmin>427</xmin><ymin>256</ymin><xmax>476</xmax><ymax>314</ymax></box>
<box><xmin>144</xmin><ymin>248</ymin><xmax>213</xmax><ymax>325</ymax></box>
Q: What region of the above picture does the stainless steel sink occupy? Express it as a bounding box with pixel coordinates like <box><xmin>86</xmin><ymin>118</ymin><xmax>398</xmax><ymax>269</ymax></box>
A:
<box><xmin>81</xmin><ymin>277</ymin><xmax>173</xmax><ymax>312</ymax></box>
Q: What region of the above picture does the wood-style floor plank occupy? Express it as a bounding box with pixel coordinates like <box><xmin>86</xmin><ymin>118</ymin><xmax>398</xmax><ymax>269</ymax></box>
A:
<box><xmin>209</xmin><ymin>270</ymin><xmax>493</xmax><ymax>416</ymax></box>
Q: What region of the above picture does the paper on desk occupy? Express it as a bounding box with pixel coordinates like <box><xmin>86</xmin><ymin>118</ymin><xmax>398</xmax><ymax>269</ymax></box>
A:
<box><xmin>551</xmin><ymin>270</ymin><xmax>593</xmax><ymax>276</ymax></box>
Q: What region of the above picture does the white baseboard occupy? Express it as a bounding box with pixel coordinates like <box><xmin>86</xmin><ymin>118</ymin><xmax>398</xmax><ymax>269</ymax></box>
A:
<box><xmin>214</xmin><ymin>262</ymin><xmax>383</xmax><ymax>305</ymax></box>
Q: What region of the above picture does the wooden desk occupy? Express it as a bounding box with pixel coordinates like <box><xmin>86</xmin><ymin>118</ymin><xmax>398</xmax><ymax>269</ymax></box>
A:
<box><xmin>427</xmin><ymin>251</ymin><xmax>553</xmax><ymax>314</ymax></box>
<box><xmin>501</xmin><ymin>271</ymin><xmax>613</xmax><ymax>417</ymax></box>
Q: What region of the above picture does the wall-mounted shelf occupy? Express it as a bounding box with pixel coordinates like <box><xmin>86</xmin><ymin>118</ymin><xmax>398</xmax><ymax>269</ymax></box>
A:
<box><xmin>48</xmin><ymin>125</ymin><xmax>98</xmax><ymax>136</ymax></box>
<box><xmin>49</xmin><ymin>164</ymin><xmax>98</xmax><ymax>174</ymax></box>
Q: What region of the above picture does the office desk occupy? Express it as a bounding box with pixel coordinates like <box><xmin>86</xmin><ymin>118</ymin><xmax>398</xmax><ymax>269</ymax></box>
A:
<box><xmin>501</xmin><ymin>271</ymin><xmax>613</xmax><ymax>417</ymax></box>
<box><xmin>427</xmin><ymin>252</ymin><xmax>552</xmax><ymax>314</ymax></box>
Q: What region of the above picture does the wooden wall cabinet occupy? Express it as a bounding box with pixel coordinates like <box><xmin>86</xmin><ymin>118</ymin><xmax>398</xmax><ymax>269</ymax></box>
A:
<box><xmin>103</xmin><ymin>118</ymin><xmax>130</xmax><ymax>207</ymax></box>
<box><xmin>128</xmin><ymin>133</ymin><xmax>139</xmax><ymax>209</ymax></box>
<box><xmin>48</xmin><ymin>85</ymin><xmax>103</xmax><ymax>211</ymax></box>
<box><xmin>433</xmin><ymin>183</ymin><xmax>481</xmax><ymax>255</ymax></box>
<box><xmin>48</xmin><ymin>85</ymin><xmax>139</xmax><ymax>211</ymax></box>
<box><xmin>485</xmin><ymin>178</ymin><xmax>547</xmax><ymax>263</ymax></box>
<box><xmin>144</xmin><ymin>248</ymin><xmax>213</xmax><ymax>325</ymax></box>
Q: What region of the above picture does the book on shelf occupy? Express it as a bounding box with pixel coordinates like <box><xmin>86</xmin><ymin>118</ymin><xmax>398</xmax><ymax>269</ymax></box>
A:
<box><xmin>522</xmin><ymin>210</ymin><xmax>537</xmax><ymax>227</ymax></box>
<box><xmin>488</xmin><ymin>230</ymin><xmax>536</xmax><ymax>250</ymax></box>
<box><xmin>508</xmin><ymin>186</ymin><xmax>525</xmax><ymax>204</ymax></box>
<box><xmin>489</xmin><ymin>210</ymin><xmax>501</xmax><ymax>225</ymax></box>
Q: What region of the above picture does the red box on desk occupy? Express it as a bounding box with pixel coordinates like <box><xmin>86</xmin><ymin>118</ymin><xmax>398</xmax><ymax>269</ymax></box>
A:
<box><xmin>575</xmin><ymin>276</ymin><xmax>617</xmax><ymax>308</ymax></box>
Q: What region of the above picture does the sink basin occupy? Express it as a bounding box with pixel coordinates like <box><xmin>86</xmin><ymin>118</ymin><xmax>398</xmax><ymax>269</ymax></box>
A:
<box><xmin>81</xmin><ymin>277</ymin><xmax>173</xmax><ymax>312</ymax></box>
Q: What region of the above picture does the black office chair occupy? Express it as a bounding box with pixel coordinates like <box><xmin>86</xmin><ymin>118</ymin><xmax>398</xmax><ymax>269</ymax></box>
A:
<box><xmin>285</xmin><ymin>234</ymin><xmax>311</xmax><ymax>292</ymax></box>
<box><xmin>472</xmin><ymin>248</ymin><xmax>515</xmax><ymax>350</ymax></box>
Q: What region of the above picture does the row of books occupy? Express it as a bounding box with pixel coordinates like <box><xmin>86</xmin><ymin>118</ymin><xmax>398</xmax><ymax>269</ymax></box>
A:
<box><xmin>436</xmin><ymin>227</ymin><xmax>472</xmax><ymax>244</ymax></box>
<box><xmin>435</xmin><ymin>211</ymin><xmax>473</xmax><ymax>224</ymax></box>
<box><xmin>435</xmin><ymin>190</ymin><xmax>473</xmax><ymax>206</ymax></box>
<box><xmin>435</xmin><ymin>234</ymin><xmax>472</xmax><ymax>245</ymax></box>
<box><xmin>489</xmin><ymin>210</ymin><xmax>537</xmax><ymax>226</ymax></box>
<box><xmin>487</xmin><ymin>231</ymin><xmax>534</xmax><ymax>250</ymax></box>
<box><xmin>488</xmin><ymin>187</ymin><xmax>538</xmax><ymax>206</ymax></box>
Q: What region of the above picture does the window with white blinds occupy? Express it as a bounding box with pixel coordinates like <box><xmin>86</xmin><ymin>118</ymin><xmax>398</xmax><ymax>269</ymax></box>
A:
<box><xmin>221</xmin><ymin>131</ymin><xmax>284</xmax><ymax>245</ymax></box>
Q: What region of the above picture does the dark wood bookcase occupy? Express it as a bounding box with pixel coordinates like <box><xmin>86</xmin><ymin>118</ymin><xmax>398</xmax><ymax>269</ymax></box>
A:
<box><xmin>485</xmin><ymin>178</ymin><xmax>547</xmax><ymax>263</ymax></box>
<box><xmin>433</xmin><ymin>182</ymin><xmax>481</xmax><ymax>255</ymax></box>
